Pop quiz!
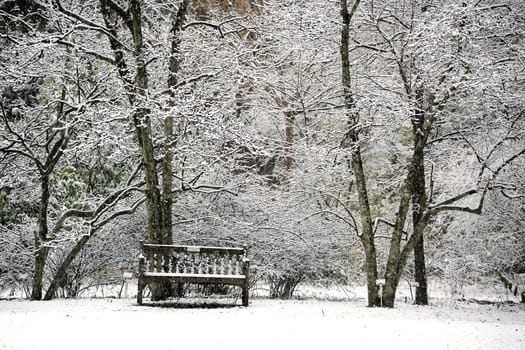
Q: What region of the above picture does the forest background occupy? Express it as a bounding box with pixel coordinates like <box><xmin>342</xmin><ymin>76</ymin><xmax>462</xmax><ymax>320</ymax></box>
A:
<box><xmin>0</xmin><ymin>0</ymin><xmax>523</xmax><ymax>307</ymax></box>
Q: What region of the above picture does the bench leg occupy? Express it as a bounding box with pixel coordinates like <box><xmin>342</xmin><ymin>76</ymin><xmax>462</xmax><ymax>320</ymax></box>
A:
<box><xmin>138</xmin><ymin>254</ymin><xmax>145</xmax><ymax>305</ymax></box>
<box><xmin>242</xmin><ymin>286</ymin><xmax>249</xmax><ymax>307</ymax></box>
<box><xmin>137</xmin><ymin>279</ymin><xmax>143</xmax><ymax>305</ymax></box>
<box><xmin>242</xmin><ymin>260</ymin><xmax>250</xmax><ymax>307</ymax></box>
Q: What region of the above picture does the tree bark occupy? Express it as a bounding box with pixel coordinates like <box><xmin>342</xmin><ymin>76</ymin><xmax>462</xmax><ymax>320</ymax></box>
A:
<box><xmin>31</xmin><ymin>246</ymin><xmax>49</xmax><ymax>300</ymax></box>
<box><xmin>130</xmin><ymin>0</ymin><xmax>172</xmax><ymax>301</ymax></box>
<box><xmin>382</xmin><ymin>176</ymin><xmax>412</xmax><ymax>308</ymax></box>
<box><xmin>339</xmin><ymin>0</ymin><xmax>379</xmax><ymax>307</ymax></box>
<box><xmin>31</xmin><ymin>173</ymin><xmax>51</xmax><ymax>300</ymax></box>
<box><xmin>412</xmin><ymin>87</ymin><xmax>429</xmax><ymax>305</ymax></box>
<box><xmin>99</xmin><ymin>0</ymin><xmax>193</xmax><ymax>300</ymax></box>
<box><xmin>162</xmin><ymin>0</ymin><xmax>190</xmax><ymax>246</ymax></box>
<box><xmin>414</xmin><ymin>233</ymin><xmax>428</xmax><ymax>304</ymax></box>
<box><xmin>412</xmin><ymin>156</ymin><xmax>429</xmax><ymax>306</ymax></box>
<box><xmin>153</xmin><ymin>0</ymin><xmax>191</xmax><ymax>299</ymax></box>
<box><xmin>354</xmin><ymin>150</ymin><xmax>380</xmax><ymax>307</ymax></box>
<box><xmin>130</xmin><ymin>0</ymin><xmax>165</xmax><ymax>243</ymax></box>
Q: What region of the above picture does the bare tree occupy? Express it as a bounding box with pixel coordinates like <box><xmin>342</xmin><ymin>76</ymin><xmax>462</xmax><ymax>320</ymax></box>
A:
<box><xmin>338</xmin><ymin>0</ymin><xmax>524</xmax><ymax>307</ymax></box>
<box><xmin>47</xmin><ymin>0</ymin><xmax>256</xmax><ymax>299</ymax></box>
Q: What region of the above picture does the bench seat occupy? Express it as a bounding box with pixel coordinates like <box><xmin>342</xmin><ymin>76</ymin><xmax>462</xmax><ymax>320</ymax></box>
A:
<box><xmin>141</xmin><ymin>272</ymin><xmax>247</xmax><ymax>286</ymax></box>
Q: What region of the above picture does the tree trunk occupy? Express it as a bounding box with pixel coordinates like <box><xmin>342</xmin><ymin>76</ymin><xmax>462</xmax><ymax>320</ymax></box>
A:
<box><xmin>100</xmin><ymin>0</ymin><xmax>183</xmax><ymax>301</ymax></box>
<box><xmin>381</xmin><ymin>107</ymin><xmax>431</xmax><ymax>308</ymax></box>
<box><xmin>412</xmin><ymin>87</ymin><xmax>429</xmax><ymax>305</ymax></box>
<box><xmin>162</xmin><ymin>0</ymin><xmax>190</xmax><ymax>246</ymax></box>
<box><xmin>353</xmin><ymin>149</ymin><xmax>380</xmax><ymax>307</ymax></box>
<box><xmin>31</xmin><ymin>246</ymin><xmax>49</xmax><ymax>300</ymax></box>
<box><xmin>31</xmin><ymin>173</ymin><xmax>51</xmax><ymax>300</ymax></box>
<box><xmin>412</xmin><ymin>160</ymin><xmax>429</xmax><ymax>305</ymax></box>
<box><xmin>43</xmin><ymin>235</ymin><xmax>90</xmax><ymax>300</ymax></box>
<box><xmin>382</xmin><ymin>173</ymin><xmax>413</xmax><ymax>308</ymax></box>
<box><xmin>382</xmin><ymin>279</ymin><xmax>397</xmax><ymax>308</ymax></box>
<box><xmin>130</xmin><ymin>0</ymin><xmax>171</xmax><ymax>301</ymax></box>
<box><xmin>339</xmin><ymin>0</ymin><xmax>378</xmax><ymax>307</ymax></box>
<box><xmin>414</xmin><ymin>234</ymin><xmax>428</xmax><ymax>304</ymax></box>
<box><xmin>151</xmin><ymin>0</ymin><xmax>192</xmax><ymax>299</ymax></box>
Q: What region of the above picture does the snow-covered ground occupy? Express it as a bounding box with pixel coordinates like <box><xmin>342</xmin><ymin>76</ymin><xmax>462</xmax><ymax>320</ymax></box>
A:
<box><xmin>0</xmin><ymin>297</ymin><xmax>523</xmax><ymax>350</ymax></box>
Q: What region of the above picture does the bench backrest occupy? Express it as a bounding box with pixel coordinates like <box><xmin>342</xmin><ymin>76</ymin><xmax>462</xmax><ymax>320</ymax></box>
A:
<box><xmin>140</xmin><ymin>241</ymin><xmax>247</xmax><ymax>275</ymax></box>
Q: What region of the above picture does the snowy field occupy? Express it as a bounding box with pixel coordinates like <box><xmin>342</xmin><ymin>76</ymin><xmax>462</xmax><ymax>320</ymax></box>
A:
<box><xmin>0</xmin><ymin>296</ymin><xmax>524</xmax><ymax>350</ymax></box>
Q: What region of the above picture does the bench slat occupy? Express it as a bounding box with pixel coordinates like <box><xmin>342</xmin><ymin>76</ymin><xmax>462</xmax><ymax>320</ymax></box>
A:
<box><xmin>142</xmin><ymin>272</ymin><xmax>247</xmax><ymax>286</ymax></box>
<box><xmin>142</xmin><ymin>243</ymin><xmax>245</xmax><ymax>255</ymax></box>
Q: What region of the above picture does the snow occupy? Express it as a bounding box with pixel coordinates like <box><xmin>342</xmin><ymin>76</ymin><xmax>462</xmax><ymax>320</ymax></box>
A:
<box><xmin>0</xmin><ymin>298</ymin><xmax>523</xmax><ymax>350</ymax></box>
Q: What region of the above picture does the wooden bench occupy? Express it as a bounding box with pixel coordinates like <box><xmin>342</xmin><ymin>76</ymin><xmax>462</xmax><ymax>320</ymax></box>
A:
<box><xmin>137</xmin><ymin>241</ymin><xmax>250</xmax><ymax>306</ymax></box>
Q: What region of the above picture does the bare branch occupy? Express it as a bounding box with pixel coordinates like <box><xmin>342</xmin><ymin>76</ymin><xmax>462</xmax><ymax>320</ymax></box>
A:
<box><xmin>0</xmin><ymin>103</ymin><xmax>41</xmax><ymax>169</ymax></box>
<box><xmin>184</xmin><ymin>183</ymin><xmax>239</xmax><ymax>196</ymax></box>
<box><xmin>184</xmin><ymin>21</ymin><xmax>224</xmax><ymax>37</ymax></box>
<box><xmin>430</xmin><ymin>147</ymin><xmax>525</xmax><ymax>215</ymax></box>
<box><xmin>253</xmin><ymin>226</ymin><xmax>309</xmax><ymax>245</ymax></box>
<box><xmin>298</xmin><ymin>210</ymin><xmax>358</xmax><ymax>234</ymax></box>
<box><xmin>53</xmin><ymin>0</ymin><xmax>133</xmax><ymax>52</ymax></box>
<box><xmin>429</xmin><ymin>188</ymin><xmax>478</xmax><ymax>210</ymax></box>
<box><xmin>478</xmin><ymin>110</ymin><xmax>524</xmax><ymax>180</ymax></box>
<box><xmin>183</xmin><ymin>16</ymin><xmax>249</xmax><ymax>38</ymax></box>
<box><xmin>54</xmin><ymin>39</ymin><xmax>116</xmax><ymax>65</ymax></box>
<box><xmin>430</xmin><ymin>205</ymin><xmax>483</xmax><ymax>215</ymax></box>
<box><xmin>91</xmin><ymin>197</ymin><xmax>146</xmax><ymax>231</ymax></box>
<box><xmin>501</xmin><ymin>190</ymin><xmax>525</xmax><ymax>200</ymax></box>
<box><xmin>373</xmin><ymin>217</ymin><xmax>408</xmax><ymax>240</ymax></box>
<box><xmin>126</xmin><ymin>160</ymin><xmax>143</xmax><ymax>186</ymax></box>
<box><xmin>51</xmin><ymin>183</ymin><xmax>145</xmax><ymax>235</ymax></box>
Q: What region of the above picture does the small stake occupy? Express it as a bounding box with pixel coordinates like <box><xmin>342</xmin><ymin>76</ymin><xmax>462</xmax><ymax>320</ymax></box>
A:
<box><xmin>376</xmin><ymin>279</ymin><xmax>385</xmax><ymax>307</ymax></box>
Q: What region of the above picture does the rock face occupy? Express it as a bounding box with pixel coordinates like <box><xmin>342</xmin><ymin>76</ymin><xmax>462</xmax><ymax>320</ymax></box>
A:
<box><xmin>194</xmin><ymin>0</ymin><xmax>262</xmax><ymax>18</ymax></box>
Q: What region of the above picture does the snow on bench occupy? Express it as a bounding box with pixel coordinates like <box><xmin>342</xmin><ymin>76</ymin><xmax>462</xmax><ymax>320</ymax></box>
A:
<box><xmin>137</xmin><ymin>241</ymin><xmax>250</xmax><ymax>306</ymax></box>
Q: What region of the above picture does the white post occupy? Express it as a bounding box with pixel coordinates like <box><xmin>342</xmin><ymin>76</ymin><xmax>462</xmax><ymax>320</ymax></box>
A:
<box><xmin>376</xmin><ymin>279</ymin><xmax>386</xmax><ymax>307</ymax></box>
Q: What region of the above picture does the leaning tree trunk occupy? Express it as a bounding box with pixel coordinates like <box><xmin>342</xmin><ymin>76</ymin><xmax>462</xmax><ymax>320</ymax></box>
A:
<box><xmin>382</xmin><ymin>130</ymin><xmax>425</xmax><ymax>308</ymax></box>
<box><xmin>381</xmin><ymin>149</ymin><xmax>426</xmax><ymax>307</ymax></box>
<box><xmin>44</xmin><ymin>235</ymin><xmax>90</xmax><ymax>300</ymax></box>
<box><xmin>382</xmin><ymin>86</ymin><xmax>435</xmax><ymax>307</ymax></box>
<box><xmin>353</xmin><ymin>149</ymin><xmax>380</xmax><ymax>307</ymax></box>
<box><xmin>382</xmin><ymin>179</ymin><xmax>412</xmax><ymax>308</ymax></box>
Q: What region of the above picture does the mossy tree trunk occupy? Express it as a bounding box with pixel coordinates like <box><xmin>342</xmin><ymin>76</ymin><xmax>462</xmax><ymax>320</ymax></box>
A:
<box><xmin>339</xmin><ymin>0</ymin><xmax>437</xmax><ymax>307</ymax></box>
<box><xmin>99</xmin><ymin>0</ymin><xmax>191</xmax><ymax>300</ymax></box>
<box><xmin>340</xmin><ymin>0</ymin><xmax>380</xmax><ymax>307</ymax></box>
<box><xmin>412</xmin><ymin>88</ymin><xmax>429</xmax><ymax>305</ymax></box>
